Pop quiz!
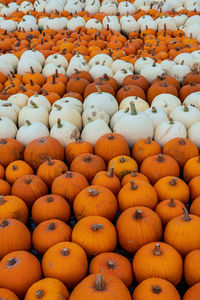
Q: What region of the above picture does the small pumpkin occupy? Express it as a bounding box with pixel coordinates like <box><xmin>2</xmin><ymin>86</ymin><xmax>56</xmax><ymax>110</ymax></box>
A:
<box><xmin>188</xmin><ymin>176</ymin><xmax>200</xmax><ymax>201</ymax></box>
<box><xmin>121</xmin><ymin>169</ymin><xmax>149</xmax><ymax>186</ymax></box>
<box><xmin>183</xmin><ymin>282</ymin><xmax>200</xmax><ymax>300</ymax></box>
<box><xmin>65</xmin><ymin>139</ymin><xmax>94</xmax><ymax>165</ymax></box>
<box><xmin>190</xmin><ymin>196</ymin><xmax>200</xmax><ymax>217</ymax></box>
<box><xmin>183</xmin><ymin>156</ymin><xmax>200</xmax><ymax>183</ymax></box>
<box><xmin>107</xmin><ymin>155</ymin><xmax>138</xmax><ymax>180</ymax></box>
<box><xmin>184</xmin><ymin>249</ymin><xmax>200</xmax><ymax>286</ymax></box>
<box><xmin>0</xmin><ymin>195</ymin><xmax>28</xmax><ymax>224</ymax></box>
<box><xmin>0</xmin><ymin>288</ymin><xmax>19</xmax><ymax>300</ymax></box>
<box><xmin>0</xmin><ymin>138</ymin><xmax>24</xmax><ymax>167</ymax></box>
<box><xmin>0</xmin><ymin>179</ymin><xmax>11</xmax><ymax>195</ymax></box>
<box><xmin>5</xmin><ymin>160</ymin><xmax>34</xmax><ymax>184</ymax></box>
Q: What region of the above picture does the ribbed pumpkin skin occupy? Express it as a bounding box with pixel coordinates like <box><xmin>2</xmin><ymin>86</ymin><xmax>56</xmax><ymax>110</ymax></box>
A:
<box><xmin>183</xmin><ymin>282</ymin><xmax>200</xmax><ymax>300</ymax></box>
<box><xmin>132</xmin><ymin>138</ymin><xmax>161</xmax><ymax>164</ymax></box>
<box><xmin>73</xmin><ymin>185</ymin><xmax>118</xmax><ymax>221</ymax></box>
<box><xmin>24</xmin><ymin>278</ymin><xmax>69</xmax><ymax>300</ymax></box>
<box><xmin>132</xmin><ymin>242</ymin><xmax>183</xmax><ymax>285</ymax></box>
<box><xmin>0</xmin><ymin>251</ymin><xmax>42</xmax><ymax>298</ymax></box>
<box><xmin>91</xmin><ymin>169</ymin><xmax>121</xmax><ymax>195</ymax></box>
<box><xmin>107</xmin><ymin>156</ymin><xmax>138</xmax><ymax>180</ymax></box>
<box><xmin>0</xmin><ymin>218</ymin><xmax>31</xmax><ymax>259</ymax></box>
<box><xmin>89</xmin><ymin>252</ymin><xmax>133</xmax><ymax>288</ymax></box>
<box><xmin>0</xmin><ymin>195</ymin><xmax>28</xmax><ymax>224</ymax></box>
<box><xmin>69</xmin><ymin>274</ymin><xmax>132</xmax><ymax>300</ymax></box>
<box><xmin>190</xmin><ymin>196</ymin><xmax>200</xmax><ymax>217</ymax></box>
<box><xmin>0</xmin><ymin>288</ymin><xmax>19</xmax><ymax>300</ymax></box>
<box><xmin>42</xmin><ymin>241</ymin><xmax>88</xmax><ymax>289</ymax></box>
<box><xmin>0</xmin><ymin>179</ymin><xmax>11</xmax><ymax>195</ymax></box>
<box><xmin>5</xmin><ymin>160</ymin><xmax>34</xmax><ymax>184</ymax></box>
<box><xmin>0</xmin><ymin>138</ymin><xmax>24</xmax><ymax>167</ymax></box>
<box><xmin>121</xmin><ymin>172</ymin><xmax>149</xmax><ymax>186</ymax></box>
<box><xmin>184</xmin><ymin>249</ymin><xmax>200</xmax><ymax>286</ymax></box>
<box><xmin>183</xmin><ymin>156</ymin><xmax>200</xmax><ymax>183</ymax></box>
<box><xmin>31</xmin><ymin>194</ymin><xmax>71</xmax><ymax>225</ymax></box>
<box><xmin>32</xmin><ymin>219</ymin><xmax>72</xmax><ymax>255</ymax></box>
<box><xmin>65</xmin><ymin>140</ymin><xmax>94</xmax><ymax>165</ymax></box>
<box><xmin>132</xmin><ymin>278</ymin><xmax>181</xmax><ymax>300</ymax></box>
<box><xmin>189</xmin><ymin>176</ymin><xmax>200</xmax><ymax>201</ymax></box>
<box><xmin>116</xmin><ymin>206</ymin><xmax>162</xmax><ymax>254</ymax></box>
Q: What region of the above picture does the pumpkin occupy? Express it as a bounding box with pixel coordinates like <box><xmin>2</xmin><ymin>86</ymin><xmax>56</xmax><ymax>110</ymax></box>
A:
<box><xmin>73</xmin><ymin>185</ymin><xmax>118</xmax><ymax>221</ymax></box>
<box><xmin>69</xmin><ymin>274</ymin><xmax>132</xmax><ymax>300</ymax></box>
<box><xmin>0</xmin><ymin>251</ymin><xmax>42</xmax><ymax>298</ymax></box>
<box><xmin>70</xmin><ymin>153</ymin><xmax>106</xmax><ymax>182</ymax></box>
<box><xmin>0</xmin><ymin>138</ymin><xmax>24</xmax><ymax>167</ymax></box>
<box><xmin>132</xmin><ymin>242</ymin><xmax>183</xmax><ymax>285</ymax></box>
<box><xmin>72</xmin><ymin>215</ymin><xmax>117</xmax><ymax>257</ymax></box>
<box><xmin>94</xmin><ymin>133</ymin><xmax>130</xmax><ymax>164</ymax></box>
<box><xmin>24</xmin><ymin>278</ymin><xmax>69</xmax><ymax>300</ymax></box>
<box><xmin>140</xmin><ymin>154</ymin><xmax>180</xmax><ymax>185</ymax></box>
<box><xmin>155</xmin><ymin>199</ymin><xmax>186</xmax><ymax>226</ymax></box>
<box><xmin>121</xmin><ymin>169</ymin><xmax>149</xmax><ymax>186</ymax></box>
<box><xmin>116</xmin><ymin>206</ymin><xmax>162</xmax><ymax>254</ymax></box>
<box><xmin>190</xmin><ymin>196</ymin><xmax>200</xmax><ymax>217</ymax></box>
<box><xmin>51</xmin><ymin>171</ymin><xmax>89</xmax><ymax>206</ymax></box>
<box><xmin>184</xmin><ymin>249</ymin><xmax>200</xmax><ymax>286</ymax></box>
<box><xmin>42</xmin><ymin>241</ymin><xmax>88</xmax><ymax>289</ymax></box>
<box><xmin>0</xmin><ymin>164</ymin><xmax>4</xmax><ymax>180</ymax></box>
<box><xmin>5</xmin><ymin>160</ymin><xmax>34</xmax><ymax>184</ymax></box>
<box><xmin>89</xmin><ymin>252</ymin><xmax>133</xmax><ymax>288</ymax></box>
<box><xmin>0</xmin><ymin>195</ymin><xmax>28</xmax><ymax>224</ymax></box>
<box><xmin>0</xmin><ymin>179</ymin><xmax>11</xmax><ymax>195</ymax></box>
<box><xmin>65</xmin><ymin>139</ymin><xmax>94</xmax><ymax>165</ymax></box>
<box><xmin>32</xmin><ymin>219</ymin><xmax>72</xmax><ymax>255</ymax></box>
<box><xmin>183</xmin><ymin>282</ymin><xmax>200</xmax><ymax>300</ymax></box>
<box><xmin>24</xmin><ymin>136</ymin><xmax>64</xmax><ymax>170</ymax></box>
<box><xmin>164</xmin><ymin>208</ymin><xmax>200</xmax><ymax>256</ymax></box>
<box><xmin>107</xmin><ymin>155</ymin><xmax>138</xmax><ymax>180</ymax></box>
<box><xmin>154</xmin><ymin>176</ymin><xmax>190</xmax><ymax>204</ymax></box>
<box><xmin>163</xmin><ymin>138</ymin><xmax>199</xmax><ymax>169</ymax></box>
<box><xmin>0</xmin><ymin>288</ymin><xmax>19</xmax><ymax>300</ymax></box>
<box><xmin>118</xmin><ymin>180</ymin><xmax>158</xmax><ymax>211</ymax></box>
<box><xmin>132</xmin><ymin>278</ymin><xmax>181</xmax><ymax>300</ymax></box>
<box><xmin>0</xmin><ymin>218</ymin><xmax>31</xmax><ymax>259</ymax></box>
<box><xmin>116</xmin><ymin>85</ymin><xmax>146</xmax><ymax>103</ymax></box>
<box><xmin>11</xmin><ymin>175</ymin><xmax>48</xmax><ymax>207</ymax></box>
<box><xmin>188</xmin><ymin>176</ymin><xmax>200</xmax><ymax>201</ymax></box>
<box><xmin>183</xmin><ymin>156</ymin><xmax>200</xmax><ymax>183</ymax></box>
<box><xmin>122</xmin><ymin>74</ymin><xmax>149</xmax><ymax>92</ymax></box>
<box><xmin>147</xmin><ymin>81</ymin><xmax>179</xmax><ymax>105</ymax></box>
<box><xmin>36</xmin><ymin>157</ymin><xmax>68</xmax><ymax>187</ymax></box>
<box><xmin>132</xmin><ymin>137</ymin><xmax>162</xmax><ymax>164</ymax></box>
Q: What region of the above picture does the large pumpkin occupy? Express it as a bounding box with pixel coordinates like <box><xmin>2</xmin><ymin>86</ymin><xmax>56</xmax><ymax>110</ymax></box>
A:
<box><xmin>107</xmin><ymin>155</ymin><xmax>138</xmax><ymax>179</ymax></box>
<box><xmin>0</xmin><ymin>195</ymin><xmax>28</xmax><ymax>224</ymax></box>
<box><xmin>65</xmin><ymin>139</ymin><xmax>94</xmax><ymax>164</ymax></box>
<box><xmin>0</xmin><ymin>138</ymin><xmax>24</xmax><ymax>167</ymax></box>
<box><xmin>5</xmin><ymin>160</ymin><xmax>34</xmax><ymax>184</ymax></box>
<box><xmin>184</xmin><ymin>249</ymin><xmax>200</xmax><ymax>286</ymax></box>
<box><xmin>132</xmin><ymin>137</ymin><xmax>161</xmax><ymax>164</ymax></box>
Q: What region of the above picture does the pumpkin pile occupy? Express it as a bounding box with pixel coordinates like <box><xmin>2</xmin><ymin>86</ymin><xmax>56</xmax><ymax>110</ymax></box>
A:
<box><xmin>0</xmin><ymin>0</ymin><xmax>200</xmax><ymax>299</ymax></box>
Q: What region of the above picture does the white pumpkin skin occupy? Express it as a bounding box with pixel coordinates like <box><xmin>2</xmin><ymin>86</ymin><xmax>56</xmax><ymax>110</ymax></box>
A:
<box><xmin>119</xmin><ymin>96</ymin><xmax>149</xmax><ymax>112</ymax></box>
<box><xmin>0</xmin><ymin>102</ymin><xmax>19</xmax><ymax>124</ymax></box>
<box><xmin>0</xmin><ymin>117</ymin><xmax>17</xmax><ymax>139</ymax></box>
<box><xmin>16</xmin><ymin>121</ymin><xmax>49</xmax><ymax>146</ymax></box>
<box><xmin>154</xmin><ymin>119</ymin><xmax>187</xmax><ymax>147</ymax></box>
<box><xmin>28</xmin><ymin>94</ymin><xmax>51</xmax><ymax>112</ymax></box>
<box><xmin>81</xmin><ymin>119</ymin><xmax>111</xmax><ymax>146</ymax></box>
<box><xmin>188</xmin><ymin>122</ymin><xmax>200</xmax><ymax>148</ymax></box>
<box><xmin>183</xmin><ymin>92</ymin><xmax>200</xmax><ymax>109</ymax></box>
<box><xmin>53</xmin><ymin>97</ymin><xmax>83</xmax><ymax>114</ymax></box>
<box><xmin>151</xmin><ymin>94</ymin><xmax>181</xmax><ymax>115</ymax></box>
<box><xmin>7</xmin><ymin>94</ymin><xmax>28</xmax><ymax>109</ymax></box>
<box><xmin>169</xmin><ymin>104</ymin><xmax>200</xmax><ymax>129</ymax></box>
<box><xmin>144</xmin><ymin>106</ymin><xmax>168</xmax><ymax>129</ymax></box>
<box><xmin>110</xmin><ymin>108</ymin><xmax>130</xmax><ymax>131</ymax></box>
<box><xmin>82</xmin><ymin>107</ymin><xmax>110</xmax><ymax>127</ymax></box>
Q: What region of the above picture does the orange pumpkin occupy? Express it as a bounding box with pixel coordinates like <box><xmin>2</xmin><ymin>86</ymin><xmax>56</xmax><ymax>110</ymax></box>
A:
<box><xmin>65</xmin><ymin>139</ymin><xmax>94</xmax><ymax>165</ymax></box>
<box><xmin>5</xmin><ymin>160</ymin><xmax>34</xmax><ymax>184</ymax></box>
<box><xmin>0</xmin><ymin>288</ymin><xmax>19</xmax><ymax>300</ymax></box>
<box><xmin>183</xmin><ymin>282</ymin><xmax>200</xmax><ymax>300</ymax></box>
<box><xmin>183</xmin><ymin>156</ymin><xmax>200</xmax><ymax>183</ymax></box>
<box><xmin>0</xmin><ymin>138</ymin><xmax>24</xmax><ymax>167</ymax></box>
<box><xmin>190</xmin><ymin>196</ymin><xmax>200</xmax><ymax>217</ymax></box>
<box><xmin>132</xmin><ymin>137</ymin><xmax>161</xmax><ymax>164</ymax></box>
<box><xmin>189</xmin><ymin>176</ymin><xmax>200</xmax><ymax>201</ymax></box>
<box><xmin>184</xmin><ymin>249</ymin><xmax>200</xmax><ymax>286</ymax></box>
<box><xmin>0</xmin><ymin>195</ymin><xmax>28</xmax><ymax>224</ymax></box>
<box><xmin>121</xmin><ymin>169</ymin><xmax>149</xmax><ymax>186</ymax></box>
<box><xmin>0</xmin><ymin>179</ymin><xmax>11</xmax><ymax>195</ymax></box>
<box><xmin>107</xmin><ymin>155</ymin><xmax>138</xmax><ymax>180</ymax></box>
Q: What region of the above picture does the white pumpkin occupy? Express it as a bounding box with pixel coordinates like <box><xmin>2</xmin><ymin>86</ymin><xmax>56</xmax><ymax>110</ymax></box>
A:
<box><xmin>0</xmin><ymin>117</ymin><xmax>17</xmax><ymax>139</ymax></box>
<box><xmin>134</xmin><ymin>57</ymin><xmax>154</xmax><ymax>74</ymax></box>
<box><xmin>144</xmin><ymin>106</ymin><xmax>168</xmax><ymax>128</ymax></box>
<box><xmin>53</xmin><ymin>97</ymin><xmax>83</xmax><ymax>114</ymax></box>
<box><xmin>16</xmin><ymin>121</ymin><xmax>49</xmax><ymax>146</ymax></box>
<box><xmin>140</xmin><ymin>62</ymin><xmax>166</xmax><ymax>83</ymax></box>
<box><xmin>121</xmin><ymin>17</ymin><xmax>140</xmax><ymax>35</ymax></box>
<box><xmin>188</xmin><ymin>122</ymin><xmax>200</xmax><ymax>148</ymax></box>
<box><xmin>50</xmin><ymin>119</ymin><xmax>80</xmax><ymax>147</ymax></box>
<box><xmin>113</xmin><ymin>69</ymin><xmax>133</xmax><ymax>86</ymax></box>
<box><xmin>118</xmin><ymin>1</ymin><xmax>135</xmax><ymax>15</ymax></box>
<box><xmin>89</xmin><ymin>65</ymin><xmax>113</xmax><ymax>80</ymax></box>
<box><xmin>183</xmin><ymin>92</ymin><xmax>200</xmax><ymax>109</ymax></box>
<box><xmin>82</xmin><ymin>107</ymin><xmax>110</xmax><ymax>127</ymax></box>
<box><xmin>7</xmin><ymin>94</ymin><xmax>28</xmax><ymax>109</ymax></box>
<box><xmin>81</xmin><ymin>119</ymin><xmax>111</xmax><ymax>146</ymax></box>
<box><xmin>85</xmin><ymin>0</ymin><xmax>100</xmax><ymax>14</ymax></box>
<box><xmin>0</xmin><ymin>61</ymin><xmax>14</xmax><ymax>77</ymax></box>
<box><xmin>174</xmin><ymin>53</ymin><xmax>195</xmax><ymax>68</ymax></box>
<box><xmin>66</xmin><ymin>55</ymin><xmax>89</xmax><ymax>77</ymax></box>
<box><xmin>45</xmin><ymin>54</ymin><xmax>68</xmax><ymax>69</ymax></box>
<box><xmin>111</xmin><ymin>60</ymin><xmax>134</xmax><ymax>74</ymax></box>
<box><xmin>0</xmin><ymin>20</ymin><xmax>17</xmax><ymax>32</ymax></box>
<box><xmin>0</xmin><ymin>102</ymin><xmax>19</xmax><ymax>124</ymax></box>
<box><xmin>20</xmin><ymin>50</ymin><xmax>45</xmax><ymax>66</ymax></box>
<box><xmin>42</xmin><ymin>63</ymin><xmax>65</xmax><ymax>78</ymax></box>
<box><xmin>102</xmin><ymin>16</ymin><xmax>120</xmax><ymax>31</ymax></box>
<box><xmin>88</xmin><ymin>54</ymin><xmax>113</xmax><ymax>68</ymax></box>
<box><xmin>67</xmin><ymin>16</ymin><xmax>85</xmax><ymax>31</ymax></box>
<box><xmin>85</xmin><ymin>19</ymin><xmax>102</xmax><ymax>31</ymax></box>
<box><xmin>49</xmin><ymin>103</ymin><xmax>82</xmax><ymax>130</ymax></box>
<box><xmin>168</xmin><ymin>64</ymin><xmax>191</xmax><ymax>82</ymax></box>
<box><xmin>160</xmin><ymin>59</ymin><xmax>176</xmax><ymax>74</ymax></box>
<box><xmin>83</xmin><ymin>91</ymin><xmax>118</xmax><ymax>117</ymax></box>
<box><xmin>0</xmin><ymin>54</ymin><xmax>18</xmax><ymax>71</ymax></box>
<box><xmin>114</xmin><ymin>102</ymin><xmax>154</xmax><ymax>147</ymax></box>
<box><xmin>17</xmin><ymin>58</ymin><xmax>42</xmax><ymax>76</ymax></box>
<box><xmin>169</xmin><ymin>104</ymin><xmax>200</xmax><ymax>129</ymax></box>
<box><xmin>18</xmin><ymin>101</ymin><xmax>49</xmax><ymax>128</ymax></box>
<box><xmin>151</xmin><ymin>94</ymin><xmax>181</xmax><ymax>115</ymax></box>
<box><xmin>28</xmin><ymin>93</ymin><xmax>51</xmax><ymax>112</ymax></box>
<box><xmin>119</xmin><ymin>96</ymin><xmax>149</xmax><ymax>112</ymax></box>
<box><xmin>154</xmin><ymin>118</ymin><xmax>187</xmax><ymax>147</ymax></box>
<box><xmin>100</xmin><ymin>3</ymin><xmax>118</xmax><ymax>15</ymax></box>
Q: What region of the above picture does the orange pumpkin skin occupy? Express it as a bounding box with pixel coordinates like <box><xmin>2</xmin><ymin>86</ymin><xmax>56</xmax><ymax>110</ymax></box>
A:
<box><xmin>155</xmin><ymin>199</ymin><xmax>186</xmax><ymax>226</ymax></box>
<box><xmin>183</xmin><ymin>282</ymin><xmax>200</xmax><ymax>300</ymax></box>
<box><xmin>95</xmin><ymin>133</ymin><xmax>130</xmax><ymax>164</ymax></box>
<box><xmin>0</xmin><ymin>218</ymin><xmax>31</xmax><ymax>259</ymax></box>
<box><xmin>36</xmin><ymin>158</ymin><xmax>68</xmax><ymax>187</ymax></box>
<box><xmin>116</xmin><ymin>207</ymin><xmax>162</xmax><ymax>254</ymax></box>
<box><xmin>140</xmin><ymin>154</ymin><xmax>180</xmax><ymax>185</ymax></box>
<box><xmin>132</xmin><ymin>277</ymin><xmax>181</xmax><ymax>300</ymax></box>
<box><xmin>69</xmin><ymin>274</ymin><xmax>132</xmax><ymax>300</ymax></box>
<box><xmin>0</xmin><ymin>288</ymin><xmax>19</xmax><ymax>300</ymax></box>
<box><xmin>0</xmin><ymin>251</ymin><xmax>42</xmax><ymax>298</ymax></box>
<box><xmin>51</xmin><ymin>171</ymin><xmax>89</xmax><ymax>206</ymax></box>
<box><xmin>0</xmin><ymin>164</ymin><xmax>4</xmax><ymax>179</ymax></box>
<box><xmin>107</xmin><ymin>156</ymin><xmax>138</xmax><ymax>180</ymax></box>
<box><xmin>164</xmin><ymin>209</ymin><xmax>200</xmax><ymax>257</ymax></box>
<box><xmin>5</xmin><ymin>160</ymin><xmax>34</xmax><ymax>184</ymax></box>
<box><xmin>184</xmin><ymin>249</ymin><xmax>200</xmax><ymax>286</ymax></box>
<box><xmin>190</xmin><ymin>196</ymin><xmax>200</xmax><ymax>217</ymax></box>
<box><xmin>189</xmin><ymin>176</ymin><xmax>200</xmax><ymax>201</ymax></box>
<box><xmin>121</xmin><ymin>170</ymin><xmax>149</xmax><ymax>186</ymax></box>
<box><xmin>132</xmin><ymin>137</ymin><xmax>161</xmax><ymax>164</ymax></box>
<box><xmin>0</xmin><ymin>195</ymin><xmax>28</xmax><ymax>224</ymax></box>
<box><xmin>70</xmin><ymin>153</ymin><xmax>106</xmax><ymax>182</ymax></box>
<box><xmin>24</xmin><ymin>137</ymin><xmax>64</xmax><ymax>170</ymax></box>
<box><xmin>163</xmin><ymin>138</ymin><xmax>199</xmax><ymax>169</ymax></box>
<box><xmin>31</xmin><ymin>194</ymin><xmax>71</xmax><ymax>225</ymax></box>
<box><xmin>183</xmin><ymin>156</ymin><xmax>200</xmax><ymax>183</ymax></box>
<box><xmin>32</xmin><ymin>219</ymin><xmax>72</xmax><ymax>255</ymax></box>
<box><xmin>89</xmin><ymin>252</ymin><xmax>133</xmax><ymax>288</ymax></box>
<box><xmin>65</xmin><ymin>140</ymin><xmax>94</xmax><ymax>165</ymax></box>
<box><xmin>42</xmin><ymin>241</ymin><xmax>88</xmax><ymax>289</ymax></box>
<box><xmin>11</xmin><ymin>175</ymin><xmax>48</xmax><ymax>207</ymax></box>
<box><xmin>24</xmin><ymin>278</ymin><xmax>69</xmax><ymax>300</ymax></box>
<box><xmin>154</xmin><ymin>176</ymin><xmax>190</xmax><ymax>204</ymax></box>
<box><xmin>132</xmin><ymin>242</ymin><xmax>183</xmax><ymax>285</ymax></box>
<box><xmin>0</xmin><ymin>138</ymin><xmax>24</xmax><ymax>167</ymax></box>
<box><xmin>118</xmin><ymin>180</ymin><xmax>158</xmax><ymax>211</ymax></box>
<box><xmin>73</xmin><ymin>185</ymin><xmax>118</xmax><ymax>221</ymax></box>
<box><xmin>0</xmin><ymin>179</ymin><xmax>11</xmax><ymax>195</ymax></box>
<box><xmin>72</xmin><ymin>215</ymin><xmax>117</xmax><ymax>257</ymax></box>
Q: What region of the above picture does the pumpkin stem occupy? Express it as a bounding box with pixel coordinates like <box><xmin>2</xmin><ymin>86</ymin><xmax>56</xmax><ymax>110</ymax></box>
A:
<box><xmin>183</xmin><ymin>208</ymin><xmax>191</xmax><ymax>221</ymax></box>
<box><xmin>57</xmin><ymin>118</ymin><xmax>63</xmax><ymax>128</ymax></box>
<box><xmin>151</xmin><ymin>106</ymin><xmax>157</xmax><ymax>113</ymax></box>
<box><xmin>0</xmin><ymin>138</ymin><xmax>7</xmax><ymax>144</ymax></box>
<box><xmin>152</xmin><ymin>285</ymin><xmax>162</xmax><ymax>294</ymax></box>
<box><xmin>119</xmin><ymin>156</ymin><xmax>126</xmax><ymax>163</ymax></box>
<box><xmin>36</xmin><ymin>289</ymin><xmax>44</xmax><ymax>298</ymax></box>
<box><xmin>25</xmin><ymin>120</ymin><xmax>32</xmax><ymax>126</ymax></box>
<box><xmin>46</xmin><ymin>196</ymin><xmax>54</xmax><ymax>202</ymax></box>
<box><xmin>153</xmin><ymin>243</ymin><xmax>162</xmax><ymax>256</ymax></box>
<box><xmin>25</xmin><ymin>177</ymin><xmax>31</xmax><ymax>184</ymax></box>
<box><xmin>65</xmin><ymin>171</ymin><xmax>73</xmax><ymax>178</ymax></box>
<box><xmin>54</xmin><ymin>104</ymin><xmax>62</xmax><ymax>111</ymax></box>
<box><xmin>91</xmin><ymin>224</ymin><xmax>104</xmax><ymax>231</ymax></box>
<box><xmin>169</xmin><ymin>198</ymin><xmax>175</xmax><ymax>207</ymax></box>
<box><xmin>12</xmin><ymin>164</ymin><xmax>18</xmax><ymax>171</ymax></box>
<box><xmin>130</xmin><ymin>180</ymin><xmax>138</xmax><ymax>190</ymax></box>
<box><xmin>46</xmin><ymin>156</ymin><xmax>54</xmax><ymax>166</ymax></box>
<box><xmin>7</xmin><ymin>257</ymin><xmax>17</xmax><ymax>267</ymax></box>
<box><xmin>183</xmin><ymin>103</ymin><xmax>189</xmax><ymax>112</ymax></box>
<box><xmin>107</xmin><ymin>260</ymin><xmax>115</xmax><ymax>269</ymax></box>
<box><xmin>131</xmin><ymin>169</ymin><xmax>137</xmax><ymax>177</ymax></box>
<box><xmin>107</xmin><ymin>134</ymin><xmax>115</xmax><ymax>140</ymax></box>
<box><xmin>145</xmin><ymin>136</ymin><xmax>152</xmax><ymax>144</ymax></box>
<box><xmin>88</xmin><ymin>188</ymin><xmax>99</xmax><ymax>196</ymax></box>
<box><xmin>30</xmin><ymin>101</ymin><xmax>38</xmax><ymax>109</ymax></box>
<box><xmin>30</xmin><ymin>66</ymin><xmax>35</xmax><ymax>74</ymax></box>
<box><xmin>157</xmin><ymin>153</ymin><xmax>165</xmax><ymax>162</ymax></box>
<box><xmin>107</xmin><ymin>166</ymin><xmax>114</xmax><ymax>178</ymax></box>
<box><xmin>52</xmin><ymin>75</ymin><xmax>56</xmax><ymax>84</ymax></box>
<box><xmin>134</xmin><ymin>209</ymin><xmax>142</xmax><ymax>219</ymax></box>
<box><xmin>48</xmin><ymin>222</ymin><xmax>56</xmax><ymax>231</ymax></box>
<box><xmin>179</xmin><ymin>138</ymin><xmax>186</xmax><ymax>145</ymax></box>
<box><xmin>1</xmin><ymin>219</ymin><xmax>9</xmax><ymax>227</ymax></box>
<box><xmin>61</xmin><ymin>248</ymin><xmax>69</xmax><ymax>256</ymax></box>
<box><xmin>103</xmin><ymin>73</ymin><xmax>109</xmax><ymax>81</ymax></box>
<box><xmin>84</xmin><ymin>155</ymin><xmax>92</xmax><ymax>162</ymax></box>
<box><xmin>95</xmin><ymin>275</ymin><xmax>105</xmax><ymax>291</ymax></box>
<box><xmin>130</xmin><ymin>101</ymin><xmax>137</xmax><ymax>115</ymax></box>
<box><xmin>96</xmin><ymin>85</ymin><xmax>102</xmax><ymax>94</ymax></box>
<box><xmin>0</xmin><ymin>195</ymin><xmax>5</xmax><ymax>205</ymax></box>
<box><xmin>169</xmin><ymin>177</ymin><xmax>178</xmax><ymax>186</ymax></box>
